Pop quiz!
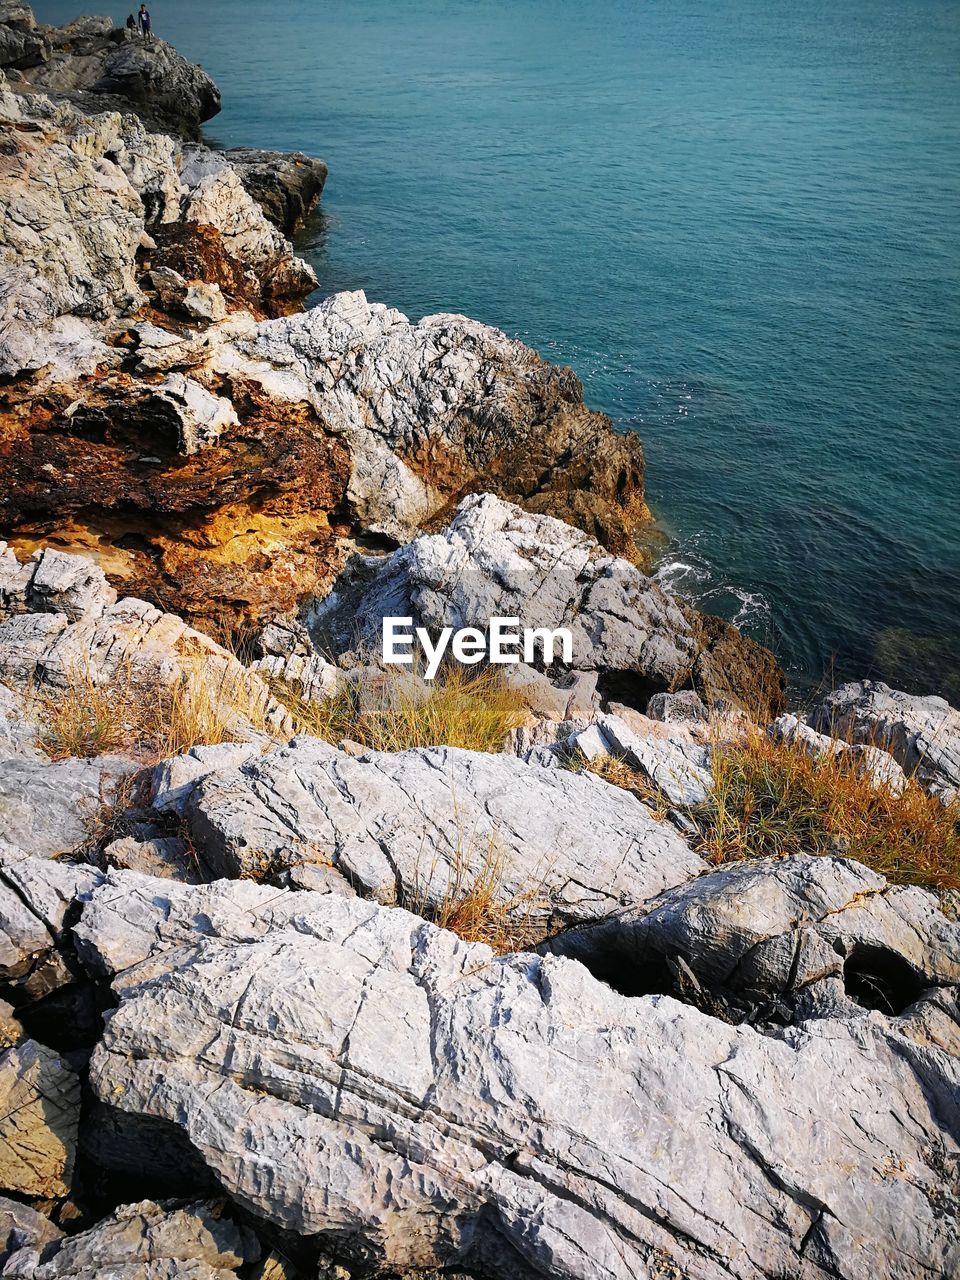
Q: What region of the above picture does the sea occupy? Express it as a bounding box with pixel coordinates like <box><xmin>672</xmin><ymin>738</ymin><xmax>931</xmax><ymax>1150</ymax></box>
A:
<box><xmin>38</xmin><ymin>0</ymin><xmax>960</xmax><ymax>700</ymax></box>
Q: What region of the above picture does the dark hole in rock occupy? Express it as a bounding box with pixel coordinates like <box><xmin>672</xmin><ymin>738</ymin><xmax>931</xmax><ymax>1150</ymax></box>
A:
<box><xmin>555</xmin><ymin>938</ymin><xmax>681</xmax><ymax>1001</ymax></box>
<box><xmin>14</xmin><ymin>981</ymin><xmax>113</xmax><ymax>1055</ymax></box>
<box><xmin>843</xmin><ymin>944</ymin><xmax>925</xmax><ymax>1015</ymax></box>
<box><xmin>595</xmin><ymin>670</ymin><xmax>671</xmax><ymax>715</ymax></box>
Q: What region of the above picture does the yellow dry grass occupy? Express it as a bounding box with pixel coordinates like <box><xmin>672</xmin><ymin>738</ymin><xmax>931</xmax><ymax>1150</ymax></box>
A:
<box><xmin>406</xmin><ymin>828</ymin><xmax>551</xmax><ymax>955</ymax></box>
<box><xmin>269</xmin><ymin>662</ymin><xmax>527</xmax><ymax>755</ymax></box>
<box><xmin>694</xmin><ymin>726</ymin><xmax>960</xmax><ymax>892</ymax></box>
<box><xmin>36</xmin><ymin>658</ymin><xmax>278</xmax><ymax>764</ymax></box>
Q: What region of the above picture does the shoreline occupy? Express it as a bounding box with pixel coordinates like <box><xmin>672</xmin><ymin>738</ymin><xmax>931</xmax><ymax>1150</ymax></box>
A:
<box><xmin>1</xmin><ymin>10</ymin><xmax>959</xmax><ymax>1279</ymax></box>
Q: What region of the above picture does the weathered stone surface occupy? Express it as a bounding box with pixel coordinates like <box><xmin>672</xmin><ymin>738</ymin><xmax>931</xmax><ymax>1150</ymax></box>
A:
<box><xmin>769</xmin><ymin>713</ymin><xmax>909</xmax><ymax>795</ymax></box>
<box><xmin>0</xmin><ymin>1196</ymin><xmax>62</xmax><ymax>1268</ymax></box>
<box><xmin>0</xmin><ymin>1039</ymin><xmax>79</xmax><ymax>1199</ymax></box>
<box><xmin>187</xmin><ymin>736</ymin><xmax>704</xmax><ymax>922</ymax></box>
<box><xmin>809</xmin><ymin>681</ymin><xmax>960</xmax><ymax>803</ymax></box>
<box><xmin>103</xmin><ymin>835</ymin><xmax>198</xmax><ymax>882</ymax></box>
<box><xmin>15</xmin><ymin>5</ymin><xmax>221</xmax><ymax>140</ymax></box>
<box><xmin>646</xmin><ymin>689</ymin><xmax>710</xmax><ymax>724</ymax></box>
<box><xmin>0</xmin><ymin>89</ymin><xmax>145</xmax><ymax>376</ymax></box>
<box><xmin>179</xmin><ymin>148</ymin><xmax>317</xmax><ymax>303</ymax></box>
<box><xmin>0</xmin><ymin>754</ymin><xmax>134</xmax><ymax>861</ymax></box>
<box><xmin>0</xmin><ymin>683</ymin><xmax>41</xmax><ymax>760</ymax></box>
<box><xmin>250</xmin><ymin>652</ymin><xmax>341</xmax><ymax>705</ymax></box>
<box><xmin>0</xmin><ymin>547</ymin><xmax>290</xmax><ymax>749</ymax></box>
<box><xmin>77</xmin><ymin>875</ymin><xmax>960</xmax><ymax>1279</ymax></box>
<box><xmin>0</xmin><ymin>857</ymin><xmax>101</xmax><ymax>999</ymax></box>
<box><xmin>224</xmin><ymin>147</ymin><xmax>328</xmax><ymax>235</ymax></box>
<box><xmin>1</xmin><ymin>1199</ymin><xmax>253</xmax><ymax>1278</ymax></box>
<box><xmin>315</xmin><ymin>493</ymin><xmax>778</xmax><ymax>716</ymax></box>
<box><xmin>545</xmin><ymin>854</ymin><xmax>960</xmax><ymax>1023</ymax></box>
<box><xmin>150</xmin><ymin>742</ymin><xmax>261</xmax><ymax>817</ymax></box>
<box><xmin>91</xmin><ymin>38</ymin><xmax>221</xmax><ymax>136</ymax></box>
<box><xmin>591</xmin><ymin>713</ymin><xmax>713</xmax><ymax>807</ymax></box>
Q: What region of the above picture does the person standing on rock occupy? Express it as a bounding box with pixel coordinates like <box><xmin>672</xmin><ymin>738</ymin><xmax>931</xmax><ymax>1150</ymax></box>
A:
<box><xmin>125</xmin><ymin>13</ymin><xmax>136</xmax><ymax>31</ymax></box>
<box><xmin>137</xmin><ymin>4</ymin><xmax>152</xmax><ymax>39</ymax></box>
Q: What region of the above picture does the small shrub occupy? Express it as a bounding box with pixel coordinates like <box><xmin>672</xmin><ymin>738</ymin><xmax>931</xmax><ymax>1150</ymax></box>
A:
<box><xmin>269</xmin><ymin>662</ymin><xmax>526</xmax><ymax>755</ymax></box>
<box><xmin>691</xmin><ymin>727</ymin><xmax>960</xmax><ymax>892</ymax></box>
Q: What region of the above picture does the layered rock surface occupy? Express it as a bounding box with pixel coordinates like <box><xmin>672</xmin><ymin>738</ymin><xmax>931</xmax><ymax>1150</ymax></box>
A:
<box><xmin>70</xmin><ymin>871</ymin><xmax>960</xmax><ymax>1280</ymax></box>
<box><xmin>809</xmin><ymin>680</ymin><xmax>960</xmax><ymax>803</ymax></box>
<box><xmin>184</xmin><ymin>735</ymin><xmax>705</xmax><ymax>921</ymax></box>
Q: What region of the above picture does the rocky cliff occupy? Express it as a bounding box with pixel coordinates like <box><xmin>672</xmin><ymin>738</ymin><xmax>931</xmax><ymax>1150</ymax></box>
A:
<box><xmin>1</xmin><ymin>9</ymin><xmax>957</xmax><ymax>1279</ymax></box>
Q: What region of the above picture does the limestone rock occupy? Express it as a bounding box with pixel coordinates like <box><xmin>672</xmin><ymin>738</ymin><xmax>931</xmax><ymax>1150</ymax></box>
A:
<box><xmin>0</xmin><ymin>1039</ymin><xmax>79</xmax><ymax>1199</ymax></box>
<box><xmin>545</xmin><ymin>854</ymin><xmax>960</xmax><ymax>1024</ymax></box>
<box><xmin>187</xmin><ymin>736</ymin><xmax>705</xmax><ymax>922</ymax></box>
<box><xmin>103</xmin><ymin>835</ymin><xmax>198</xmax><ymax>882</ymax></box>
<box><xmin>211</xmin><ymin>290</ymin><xmax>652</xmax><ymax>556</ymax></box>
<box><xmin>808</xmin><ymin>681</ymin><xmax>960</xmax><ymax>803</ymax></box>
<box><xmin>0</xmin><ymin>547</ymin><xmax>290</xmax><ymax>750</ymax></box>
<box><xmin>646</xmin><ymin>689</ymin><xmax>709</xmax><ymax>724</ymax></box>
<box><xmin>770</xmin><ymin>713</ymin><xmax>909</xmax><ymax>796</ymax></box>
<box><xmin>180</xmin><ymin>149</ymin><xmax>317</xmax><ymax>304</ymax></box>
<box><xmin>315</xmin><ymin>493</ymin><xmax>774</xmax><ymax>716</ymax></box>
<box><xmin>78</xmin><ymin>875</ymin><xmax>960</xmax><ymax>1279</ymax></box>
<box><xmin>0</xmin><ymin>683</ymin><xmax>41</xmax><ymax>760</ymax></box>
<box><xmin>0</xmin><ymin>754</ymin><xmax>135</xmax><ymax>860</ymax></box>
<box><xmin>20</xmin><ymin>547</ymin><xmax>117</xmax><ymax>622</ymax></box>
<box><xmin>0</xmin><ymin>1197</ymin><xmax>62</xmax><ymax>1268</ymax></box>
<box><xmin>250</xmin><ymin>652</ymin><xmax>341</xmax><ymax>705</ymax></box>
<box><xmin>0</xmin><ymin>1199</ymin><xmax>253</xmax><ymax>1279</ymax></box>
<box><xmin>224</xmin><ymin>147</ymin><xmax>328</xmax><ymax>234</ymax></box>
<box><xmin>592</xmin><ymin>713</ymin><xmax>713</xmax><ymax>807</ymax></box>
<box><xmin>0</xmin><ymin>88</ymin><xmax>145</xmax><ymax>375</ymax></box>
<box><xmin>149</xmin><ymin>742</ymin><xmax>261</xmax><ymax>817</ymax></box>
<box><xmin>0</xmin><ymin>856</ymin><xmax>102</xmax><ymax>999</ymax></box>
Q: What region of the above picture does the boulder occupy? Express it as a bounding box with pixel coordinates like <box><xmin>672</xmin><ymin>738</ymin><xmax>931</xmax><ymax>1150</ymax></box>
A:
<box><xmin>0</xmin><ymin>1199</ymin><xmax>253</xmax><ymax>1278</ymax></box>
<box><xmin>0</xmin><ymin>88</ymin><xmax>145</xmax><ymax>375</ymax></box>
<box><xmin>0</xmin><ymin>857</ymin><xmax>102</xmax><ymax>1000</ymax></box>
<box><xmin>224</xmin><ymin>147</ymin><xmax>328</xmax><ymax>235</ymax></box>
<box><xmin>544</xmin><ymin>854</ymin><xmax>960</xmax><ymax>1025</ymax></box>
<box><xmin>0</xmin><ymin>1197</ymin><xmax>62</xmax><ymax>1268</ymax></box>
<box><xmin>210</xmin><ymin>291</ymin><xmax>652</xmax><ymax>557</ymax></box>
<box><xmin>0</xmin><ymin>1039</ymin><xmax>80</xmax><ymax>1199</ymax></box>
<box><xmin>91</xmin><ymin>38</ymin><xmax>221</xmax><ymax>136</ymax></box>
<box><xmin>186</xmin><ymin>736</ymin><xmax>705</xmax><ymax>923</ymax></box>
<box><xmin>808</xmin><ymin>681</ymin><xmax>960</xmax><ymax>803</ymax></box>
<box><xmin>179</xmin><ymin>148</ymin><xmax>317</xmax><ymax>303</ymax></box>
<box><xmin>646</xmin><ymin>689</ymin><xmax>710</xmax><ymax>724</ymax></box>
<box><xmin>76</xmin><ymin>874</ymin><xmax>960</xmax><ymax>1279</ymax></box>
<box><xmin>313</xmin><ymin>493</ymin><xmax>779</xmax><ymax>717</ymax></box>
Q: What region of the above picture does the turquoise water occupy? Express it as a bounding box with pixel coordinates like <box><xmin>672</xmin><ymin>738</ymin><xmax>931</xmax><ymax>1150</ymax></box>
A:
<box><xmin>40</xmin><ymin>1</ymin><xmax>960</xmax><ymax>697</ymax></box>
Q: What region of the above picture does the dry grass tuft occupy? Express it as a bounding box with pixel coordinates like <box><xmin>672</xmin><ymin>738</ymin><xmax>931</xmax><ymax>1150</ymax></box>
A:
<box><xmin>584</xmin><ymin>754</ymin><xmax>669</xmax><ymax>817</ymax></box>
<box><xmin>37</xmin><ymin>659</ymin><xmax>279</xmax><ymax>764</ymax></box>
<box><xmin>406</xmin><ymin>829</ymin><xmax>551</xmax><ymax>955</ymax></box>
<box><xmin>269</xmin><ymin>662</ymin><xmax>527</xmax><ymax>755</ymax></box>
<box><xmin>691</xmin><ymin>726</ymin><xmax>960</xmax><ymax>892</ymax></box>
